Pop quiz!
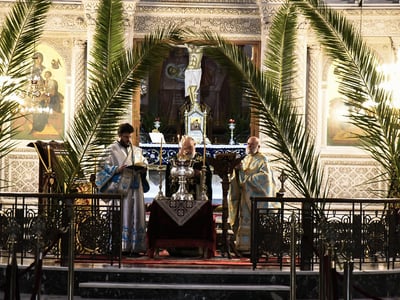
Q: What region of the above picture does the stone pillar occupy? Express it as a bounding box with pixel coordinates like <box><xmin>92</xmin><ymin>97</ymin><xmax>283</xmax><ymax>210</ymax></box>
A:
<box><xmin>294</xmin><ymin>23</ymin><xmax>309</xmax><ymax>117</ymax></box>
<box><xmin>256</xmin><ymin>0</ymin><xmax>273</xmax><ymax>138</ymax></box>
<box><xmin>71</xmin><ymin>39</ymin><xmax>87</xmax><ymax>113</ymax></box>
<box><xmin>83</xmin><ymin>0</ymin><xmax>97</xmax><ymax>88</ymax></box>
<box><xmin>305</xmin><ymin>44</ymin><xmax>322</xmax><ymax>141</ymax></box>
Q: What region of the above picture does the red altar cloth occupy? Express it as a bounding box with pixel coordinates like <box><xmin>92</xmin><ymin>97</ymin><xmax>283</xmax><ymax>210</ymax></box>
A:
<box><xmin>146</xmin><ymin>199</ymin><xmax>216</xmax><ymax>258</ymax></box>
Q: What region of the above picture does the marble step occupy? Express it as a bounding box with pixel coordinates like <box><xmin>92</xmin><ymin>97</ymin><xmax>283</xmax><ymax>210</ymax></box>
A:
<box><xmin>79</xmin><ymin>281</ymin><xmax>291</xmax><ymax>299</ymax></box>
<box><xmin>79</xmin><ymin>281</ymin><xmax>290</xmax><ymax>291</ymax></box>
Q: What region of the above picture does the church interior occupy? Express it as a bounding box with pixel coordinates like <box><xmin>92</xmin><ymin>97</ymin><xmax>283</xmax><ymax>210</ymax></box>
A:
<box><xmin>1</xmin><ymin>0</ymin><xmax>400</xmax><ymax>299</ymax></box>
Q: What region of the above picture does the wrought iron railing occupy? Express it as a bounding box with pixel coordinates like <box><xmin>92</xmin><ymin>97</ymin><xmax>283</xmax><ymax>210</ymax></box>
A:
<box><xmin>0</xmin><ymin>193</ymin><xmax>122</xmax><ymax>267</ymax></box>
<box><xmin>251</xmin><ymin>197</ymin><xmax>400</xmax><ymax>271</ymax></box>
<box><xmin>1</xmin><ymin>193</ymin><xmax>400</xmax><ymax>273</ymax></box>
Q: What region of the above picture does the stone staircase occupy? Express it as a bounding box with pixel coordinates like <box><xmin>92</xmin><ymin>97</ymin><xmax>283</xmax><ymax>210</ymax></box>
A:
<box><xmin>77</xmin><ymin>267</ymin><xmax>291</xmax><ymax>299</ymax></box>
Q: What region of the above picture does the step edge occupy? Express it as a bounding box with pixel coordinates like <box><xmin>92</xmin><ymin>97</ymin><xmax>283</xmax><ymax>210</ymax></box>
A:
<box><xmin>79</xmin><ymin>282</ymin><xmax>291</xmax><ymax>291</ymax></box>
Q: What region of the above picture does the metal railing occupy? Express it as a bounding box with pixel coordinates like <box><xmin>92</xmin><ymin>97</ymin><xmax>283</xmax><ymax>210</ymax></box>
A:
<box><xmin>1</xmin><ymin>193</ymin><xmax>399</xmax><ymax>273</ymax></box>
<box><xmin>251</xmin><ymin>197</ymin><xmax>400</xmax><ymax>271</ymax></box>
<box><xmin>0</xmin><ymin>192</ymin><xmax>122</xmax><ymax>267</ymax></box>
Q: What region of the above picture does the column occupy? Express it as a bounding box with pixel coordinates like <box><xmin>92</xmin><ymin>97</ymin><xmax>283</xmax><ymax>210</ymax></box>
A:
<box><xmin>306</xmin><ymin>44</ymin><xmax>322</xmax><ymax>141</ymax></box>
<box><xmin>71</xmin><ymin>39</ymin><xmax>87</xmax><ymax>113</ymax></box>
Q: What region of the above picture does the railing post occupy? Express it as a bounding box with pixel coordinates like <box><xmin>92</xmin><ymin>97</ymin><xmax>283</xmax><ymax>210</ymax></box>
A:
<box><xmin>290</xmin><ymin>211</ymin><xmax>296</xmax><ymax>300</ymax></box>
<box><xmin>343</xmin><ymin>260</ymin><xmax>353</xmax><ymax>300</ymax></box>
<box><xmin>67</xmin><ymin>197</ymin><xmax>75</xmax><ymax>300</ymax></box>
<box><xmin>250</xmin><ymin>196</ymin><xmax>257</xmax><ymax>270</ymax></box>
<box><xmin>301</xmin><ymin>199</ymin><xmax>313</xmax><ymax>270</ymax></box>
<box><xmin>31</xmin><ymin>217</ymin><xmax>46</xmax><ymax>299</ymax></box>
<box><xmin>4</xmin><ymin>219</ymin><xmax>20</xmax><ymax>300</ymax></box>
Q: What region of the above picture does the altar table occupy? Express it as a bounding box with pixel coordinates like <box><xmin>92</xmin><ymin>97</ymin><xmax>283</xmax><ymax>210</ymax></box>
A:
<box><xmin>146</xmin><ymin>199</ymin><xmax>216</xmax><ymax>258</ymax></box>
<box><xmin>140</xmin><ymin>143</ymin><xmax>246</xmax><ymax>165</ymax></box>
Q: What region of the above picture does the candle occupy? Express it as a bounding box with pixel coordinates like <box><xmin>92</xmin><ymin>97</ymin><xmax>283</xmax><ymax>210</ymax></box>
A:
<box><xmin>177</xmin><ymin>134</ymin><xmax>180</xmax><ymax>145</ymax></box>
<box><xmin>159</xmin><ymin>139</ymin><xmax>163</xmax><ymax>167</ymax></box>
<box><xmin>47</xmin><ymin>144</ymin><xmax>51</xmax><ymax>170</ymax></box>
<box><xmin>203</xmin><ymin>142</ymin><xmax>206</xmax><ymax>167</ymax></box>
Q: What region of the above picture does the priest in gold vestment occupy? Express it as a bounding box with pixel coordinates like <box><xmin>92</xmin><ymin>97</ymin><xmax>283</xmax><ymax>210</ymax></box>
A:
<box><xmin>228</xmin><ymin>136</ymin><xmax>276</xmax><ymax>254</ymax></box>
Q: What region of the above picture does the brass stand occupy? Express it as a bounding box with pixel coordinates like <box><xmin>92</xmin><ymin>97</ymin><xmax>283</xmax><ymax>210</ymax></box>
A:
<box><xmin>155</xmin><ymin>165</ymin><xmax>165</xmax><ymax>200</ymax></box>
<box><xmin>199</xmin><ymin>164</ymin><xmax>209</xmax><ymax>201</ymax></box>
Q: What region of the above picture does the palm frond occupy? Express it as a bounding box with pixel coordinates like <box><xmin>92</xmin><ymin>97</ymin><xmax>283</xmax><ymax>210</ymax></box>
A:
<box><xmin>0</xmin><ymin>0</ymin><xmax>50</xmax><ymax>165</ymax></box>
<box><xmin>89</xmin><ymin>0</ymin><xmax>125</xmax><ymax>78</ymax></box>
<box><xmin>202</xmin><ymin>31</ymin><xmax>327</xmax><ymax>199</ymax></box>
<box><xmin>263</xmin><ymin>2</ymin><xmax>298</xmax><ymax>96</ymax></box>
<box><xmin>0</xmin><ymin>0</ymin><xmax>51</xmax><ymax>96</ymax></box>
<box><xmin>59</xmin><ymin>22</ymin><xmax>185</xmax><ymax>192</ymax></box>
<box><xmin>292</xmin><ymin>0</ymin><xmax>400</xmax><ymax>196</ymax></box>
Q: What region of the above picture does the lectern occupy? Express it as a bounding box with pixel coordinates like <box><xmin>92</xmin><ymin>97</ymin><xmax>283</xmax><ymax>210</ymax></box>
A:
<box><xmin>208</xmin><ymin>153</ymin><xmax>243</xmax><ymax>258</ymax></box>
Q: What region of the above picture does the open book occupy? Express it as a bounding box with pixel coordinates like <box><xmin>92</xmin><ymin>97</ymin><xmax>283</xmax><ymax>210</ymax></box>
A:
<box><xmin>149</xmin><ymin>132</ymin><xmax>165</xmax><ymax>144</ymax></box>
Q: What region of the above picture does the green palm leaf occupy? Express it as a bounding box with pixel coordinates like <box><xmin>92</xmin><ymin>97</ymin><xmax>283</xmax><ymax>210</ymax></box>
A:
<box><xmin>57</xmin><ymin>0</ymin><xmax>184</xmax><ymax>192</ymax></box>
<box><xmin>264</xmin><ymin>3</ymin><xmax>298</xmax><ymax>97</ymax></box>
<box><xmin>292</xmin><ymin>0</ymin><xmax>399</xmax><ymax>196</ymax></box>
<box><xmin>0</xmin><ymin>0</ymin><xmax>50</xmax><ymax>162</ymax></box>
<box><xmin>89</xmin><ymin>0</ymin><xmax>125</xmax><ymax>78</ymax></box>
<box><xmin>203</xmin><ymin>24</ymin><xmax>327</xmax><ymax>199</ymax></box>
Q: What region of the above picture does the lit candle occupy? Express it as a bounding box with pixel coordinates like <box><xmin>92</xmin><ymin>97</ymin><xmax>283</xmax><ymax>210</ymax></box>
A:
<box><xmin>159</xmin><ymin>139</ymin><xmax>163</xmax><ymax>167</ymax></box>
<box><xmin>177</xmin><ymin>134</ymin><xmax>180</xmax><ymax>145</ymax></box>
<box><xmin>47</xmin><ymin>144</ymin><xmax>51</xmax><ymax>170</ymax></box>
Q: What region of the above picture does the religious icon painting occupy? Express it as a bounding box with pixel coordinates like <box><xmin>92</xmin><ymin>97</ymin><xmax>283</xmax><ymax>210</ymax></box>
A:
<box><xmin>12</xmin><ymin>44</ymin><xmax>65</xmax><ymax>140</ymax></box>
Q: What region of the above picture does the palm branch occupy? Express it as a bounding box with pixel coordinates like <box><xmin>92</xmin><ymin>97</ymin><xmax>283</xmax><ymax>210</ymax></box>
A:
<box><xmin>264</xmin><ymin>3</ymin><xmax>298</xmax><ymax>97</ymax></box>
<box><xmin>292</xmin><ymin>0</ymin><xmax>399</xmax><ymax>197</ymax></box>
<box><xmin>202</xmin><ymin>6</ymin><xmax>328</xmax><ymax>199</ymax></box>
<box><xmin>57</xmin><ymin>0</ymin><xmax>185</xmax><ymax>193</ymax></box>
<box><xmin>0</xmin><ymin>0</ymin><xmax>50</xmax><ymax>174</ymax></box>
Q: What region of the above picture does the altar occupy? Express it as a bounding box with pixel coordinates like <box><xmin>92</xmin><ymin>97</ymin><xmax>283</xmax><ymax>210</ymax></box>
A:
<box><xmin>140</xmin><ymin>143</ymin><xmax>246</xmax><ymax>205</ymax></box>
<box><xmin>146</xmin><ymin>198</ymin><xmax>215</xmax><ymax>258</ymax></box>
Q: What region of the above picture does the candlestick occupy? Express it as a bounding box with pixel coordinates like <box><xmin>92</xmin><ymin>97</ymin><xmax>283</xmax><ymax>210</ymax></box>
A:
<box><xmin>47</xmin><ymin>144</ymin><xmax>51</xmax><ymax>170</ymax></box>
<box><xmin>159</xmin><ymin>139</ymin><xmax>163</xmax><ymax>167</ymax></box>
<box><xmin>203</xmin><ymin>143</ymin><xmax>206</xmax><ymax>166</ymax></box>
<box><xmin>155</xmin><ymin>138</ymin><xmax>165</xmax><ymax>200</ymax></box>
<box><xmin>228</xmin><ymin>120</ymin><xmax>235</xmax><ymax>145</ymax></box>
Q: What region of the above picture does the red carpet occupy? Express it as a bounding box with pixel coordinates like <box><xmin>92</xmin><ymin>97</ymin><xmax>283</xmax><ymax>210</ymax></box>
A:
<box><xmin>74</xmin><ymin>250</ymin><xmax>288</xmax><ymax>268</ymax></box>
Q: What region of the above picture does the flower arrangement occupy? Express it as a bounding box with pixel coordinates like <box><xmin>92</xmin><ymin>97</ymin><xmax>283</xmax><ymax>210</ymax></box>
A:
<box><xmin>229</xmin><ymin>118</ymin><xmax>235</xmax><ymax>124</ymax></box>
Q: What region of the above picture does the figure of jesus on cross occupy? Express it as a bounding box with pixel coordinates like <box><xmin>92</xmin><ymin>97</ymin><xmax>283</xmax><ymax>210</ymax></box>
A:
<box><xmin>184</xmin><ymin>43</ymin><xmax>205</xmax><ymax>108</ymax></box>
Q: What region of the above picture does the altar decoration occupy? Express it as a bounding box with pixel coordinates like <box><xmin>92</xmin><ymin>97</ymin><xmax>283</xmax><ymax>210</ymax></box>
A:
<box><xmin>228</xmin><ymin>118</ymin><xmax>235</xmax><ymax>145</ymax></box>
<box><xmin>184</xmin><ymin>103</ymin><xmax>210</xmax><ymax>144</ymax></box>
<box><xmin>140</xmin><ymin>143</ymin><xmax>246</xmax><ymax>166</ymax></box>
<box><xmin>146</xmin><ymin>199</ymin><xmax>215</xmax><ymax>258</ymax></box>
<box><xmin>153</xmin><ymin>117</ymin><xmax>161</xmax><ymax>132</ymax></box>
<box><xmin>155</xmin><ymin>199</ymin><xmax>207</xmax><ymax>226</ymax></box>
<box><xmin>140</xmin><ymin>143</ymin><xmax>246</xmax><ymax>204</ymax></box>
<box><xmin>154</xmin><ymin>139</ymin><xmax>165</xmax><ymax>200</ymax></box>
<box><xmin>170</xmin><ymin>158</ymin><xmax>195</xmax><ymax>201</ymax></box>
